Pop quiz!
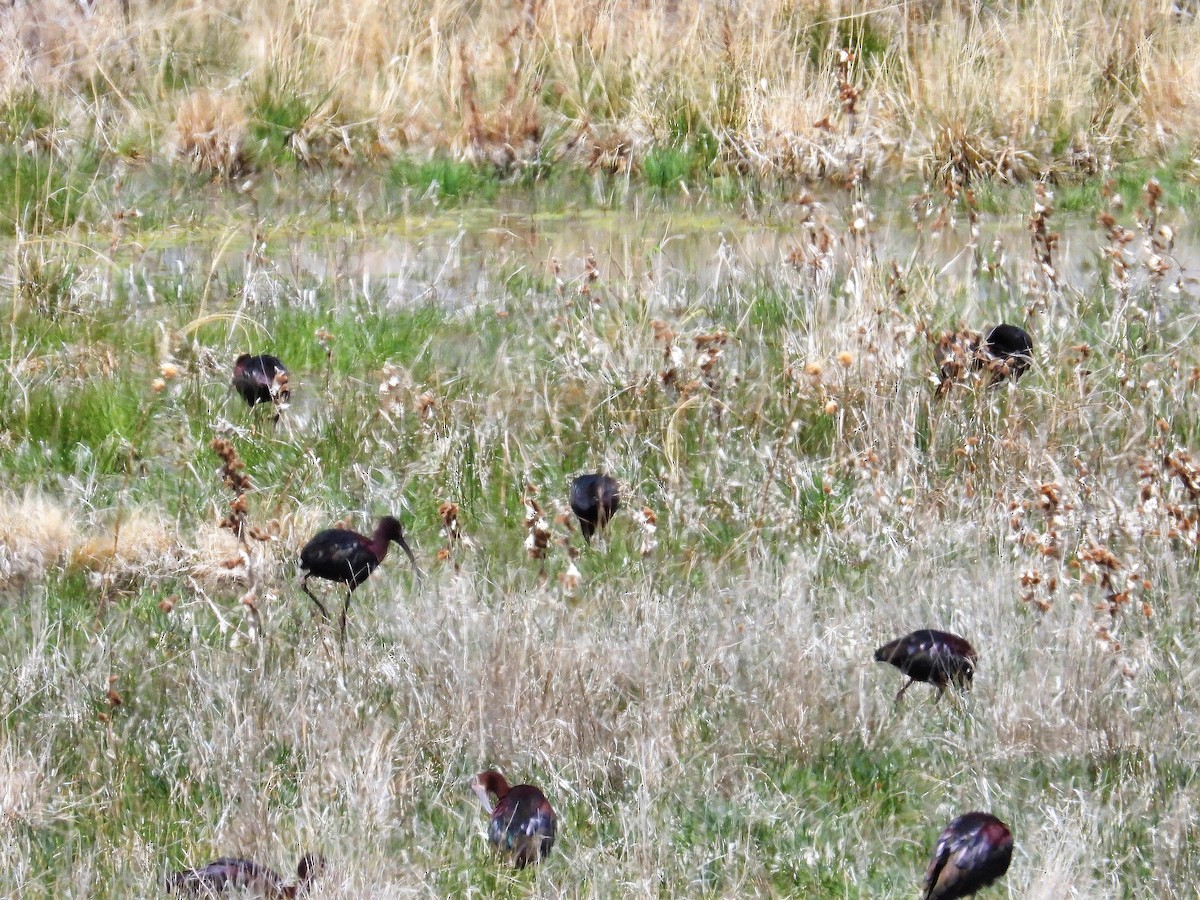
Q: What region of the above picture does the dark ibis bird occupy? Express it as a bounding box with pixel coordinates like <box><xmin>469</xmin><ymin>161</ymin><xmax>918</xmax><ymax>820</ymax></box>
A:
<box><xmin>923</xmin><ymin>812</ymin><xmax>1013</xmax><ymax>900</ymax></box>
<box><xmin>471</xmin><ymin>770</ymin><xmax>558</xmax><ymax>868</ymax></box>
<box><xmin>299</xmin><ymin>515</ymin><xmax>420</xmax><ymax>644</ymax></box>
<box><xmin>232</xmin><ymin>354</ymin><xmax>290</xmax><ymax>407</ymax></box>
<box><xmin>569</xmin><ymin>473</ymin><xmax>620</xmax><ymax>542</ymax></box>
<box><xmin>166</xmin><ymin>853</ymin><xmax>323</xmax><ymax>897</ymax></box>
<box><xmin>976</xmin><ymin>324</ymin><xmax>1032</xmax><ymax>382</ymax></box>
<box><xmin>875</xmin><ymin>629</ymin><xmax>977</xmax><ymax>702</ymax></box>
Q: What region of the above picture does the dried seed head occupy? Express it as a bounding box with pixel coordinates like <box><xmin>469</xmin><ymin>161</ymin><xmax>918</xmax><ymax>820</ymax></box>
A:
<box><xmin>439</xmin><ymin>502</ymin><xmax>462</xmax><ymax>544</ymax></box>
<box><xmin>416</xmin><ymin>392</ymin><xmax>437</xmax><ymax>419</ymax></box>
<box><xmin>1079</xmin><ymin>543</ymin><xmax>1121</xmax><ymax>570</ymax></box>
<box><xmin>560</xmin><ymin>560</ymin><xmax>581</xmax><ymax>592</ymax></box>
<box><xmin>523</xmin><ymin>486</ymin><xmax>551</xmax><ymax>560</ymax></box>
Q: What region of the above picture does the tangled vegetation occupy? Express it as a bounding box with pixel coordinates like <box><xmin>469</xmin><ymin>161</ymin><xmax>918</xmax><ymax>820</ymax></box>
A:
<box><xmin>1</xmin><ymin>0</ymin><xmax>1200</xmax><ymax>897</ymax></box>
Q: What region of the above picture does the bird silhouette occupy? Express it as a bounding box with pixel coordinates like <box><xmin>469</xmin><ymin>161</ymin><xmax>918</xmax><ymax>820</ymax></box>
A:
<box><xmin>923</xmin><ymin>812</ymin><xmax>1013</xmax><ymax>900</ymax></box>
<box><xmin>875</xmin><ymin>629</ymin><xmax>976</xmax><ymax>702</ymax></box>
<box><xmin>232</xmin><ymin>354</ymin><xmax>290</xmax><ymax>407</ymax></box>
<box><xmin>299</xmin><ymin>516</ymin><xmax>420</xmax><ymax>644</ymax></box>
<box><xmin>166</xmin><ymin>853</ymin><xmax>323</xmax><ymax>897</ymax></box>
<box><xmin>976</xmin><ymin>324</ymin><xmax>1032</xmax><ymax>382</ymax></box>
<box><xmin>471</xmin><ymin>770</ymin><xmax>557</xmax><ymax>868</ymax></box>
<box><xmin>570</xmin><ymin>474</ymin><xmax>620</xmax><ymax>542</ymax></box>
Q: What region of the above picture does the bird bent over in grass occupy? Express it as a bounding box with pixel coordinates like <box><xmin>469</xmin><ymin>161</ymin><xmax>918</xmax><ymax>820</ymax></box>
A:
<box><xmin>569</xmin><ymin>473</ymin><xmax>620</xmax><ymax>543</ymax></box>
<box><xmin>874</xmin><ymin>629</ymin><xmax>977</xmax><ymax>702</ymax></box>
<box><xmin>299</xmin><ymin>515</ymin><xmax>420</xmax><ymax>644</ymax></box>
<box><xmin>935</xmin><ymin>324</ymin><xmax>1032</xmax><ymax>395</ymax></box>
<box><xmin>923</xmin><ymin>812</ymin><xmax>1013</xmax><ymax>900</ymax></box>
<box><xmin>975</xmin><ymin>324</ymin><xmax>1032</xmax><ymax>383</ymax></box>
<box><xmin>166</xmin><ymin>853</ymin><xmax>324</xmax><ymax>897</ymax></box>
<box><xmin>471</xmin><ymin>770</ymin><xmax>558</xmax><ymax>868</ymax></box>
<box><xmin>232</xmin><ymin>354</ymin><xmax>290</xmax><ymax>407</ymax></box>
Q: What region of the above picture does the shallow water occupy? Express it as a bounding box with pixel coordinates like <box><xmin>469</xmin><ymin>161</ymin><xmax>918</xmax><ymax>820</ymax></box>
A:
<box><xmin>223</xmin><ymin>194</ymin><xmax>1200</xmax><ymax>311</ymax></box>
<box><xmin>11</xmin><ymin>184</ymin><xmax>1200</xmax><ymax>318</ymax></box>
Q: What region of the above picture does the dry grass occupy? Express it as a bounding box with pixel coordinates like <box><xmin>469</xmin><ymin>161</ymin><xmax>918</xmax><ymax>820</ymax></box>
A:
<box><xmin>0</xmin><ymin>170</ymin><xmax>1198</xmax><ymax>895</ymax></box>
<box><xmin>0</xmin><ymin>0</ymin><xmax>1196</xmax><ymax>178</ymax></box>
<box><xmin>172</xmin><ymin>91</ymin><xmax>249</xmax><ymax>178</ymax></box>
<box><xmin>1</xmin><ymin>0</ymin><xmax>1200</xmax><ymax>889</ymax></box>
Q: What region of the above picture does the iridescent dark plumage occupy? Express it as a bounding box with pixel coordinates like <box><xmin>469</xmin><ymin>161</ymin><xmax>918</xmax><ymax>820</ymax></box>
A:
<box><xmin>471</xmin><ymin>770</ymin><xmax>557</xmax><ymax>868</ymax></box>
<box><xmin>924</xmin><ymin>812</ymin><xmax>1013</xmax><ymax>900</ymax></box>
<box><xmin>875</xmin><ymin>629</ymin><xmax>977</xmax><ymax>702</ymax></box>
<box><xmin>936</xmin><ymin>324</ymin><xmax>1032</xmax><ymax>395</ymax></box>
<box><xmin>166</xmin><ymin>853</ymin><xmax>323</xmax><ymax>898</ymax></box>
<box><xmin>975</xmin><ymin>324</ymin><xmax>1032</xmax><ymax>382</ymax></box>
<box><xmin>570</xmin><ymin>473</ymin><xmax>621</xmax><ymax>542</ymax></box>
<box><xmin>299</xmin><ymin>516</ymin><xmax>420</xmax><ymax>644</ymax></box>
<box><xmin>232</xmin><ymin>354</ymin><xmax>290</xmax><ymax>407</ymax></box>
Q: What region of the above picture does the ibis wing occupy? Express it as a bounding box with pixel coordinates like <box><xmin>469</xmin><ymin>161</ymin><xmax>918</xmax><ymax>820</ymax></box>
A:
<box><xmin>490</xmin><ymin>788</ymin><xmax>557</xmax><ymax>865</ymax></box>
<box><xmin>301</xmin><ymin>531</ymin><xmax>376</xmax><ymax>581</ymax></box>
<box><xmin>923</xmin><ymin>831</ymin><xmax>955</xmax><ymax>897</ymax></box>
<box><xmin>952</xmin><ymin>822</ymin><xmax>1011</xmax><ymax>872</ymax></box>
<box><xmin>171</xmin><ymin>857</ymin><xmax>283</xmax><ymax>892</ymax></box>
<box><xmin>924</xmin><ymin>816</ymin><xmax>1011</xmax><ymax>899</ymax></box>
<box><xmin>309</xmin><ymin>538</ymin><xmax>361</xmax><ymax>566</ymax></box>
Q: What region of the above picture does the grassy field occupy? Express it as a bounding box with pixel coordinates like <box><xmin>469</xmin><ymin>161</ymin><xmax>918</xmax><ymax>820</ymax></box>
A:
<box><xmin>1</xmin><ymin>167</ymin><xmax>1199</xmax><ymax>896</ymax></box>
<box><xmin>2</xmin><ymin>0</ymin><xmax>1200</xmax><ymax>898</ymax></box>
<box><xmin>0</xmin><ymin>0</ymin><xmax>1198</xmax><ymax>189</ymax></box>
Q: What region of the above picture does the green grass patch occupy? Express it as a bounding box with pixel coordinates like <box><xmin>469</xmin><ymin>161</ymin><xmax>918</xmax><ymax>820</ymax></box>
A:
<box><xmin>387</xmin><ymin>157</ymin><xmax>501</xmax><ymax>203</ymax></box>
<box><xmin>0</xmin><ymin>148</ymin><xmax>98</xmax><ymax>233</ymax></box>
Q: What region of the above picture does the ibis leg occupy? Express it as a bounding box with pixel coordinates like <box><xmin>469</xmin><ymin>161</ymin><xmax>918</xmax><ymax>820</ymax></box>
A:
<box><xmin>339</xmin><ymin>590</ymin><xmax>352</xmax><ymax>648</ymax></box>
<box><xmin>894</xmin><ymin>679</ymin><xmax>915</xmax><ymax>703</ymax></box>
<box><xmin>302</xmin><ymin>577</ymin><xmax>331</xmax><ymax>619</ymax></box>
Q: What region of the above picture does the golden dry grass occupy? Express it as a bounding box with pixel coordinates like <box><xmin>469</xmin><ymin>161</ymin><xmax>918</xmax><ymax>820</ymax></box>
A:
<box><xmin>0</xmin><ymin>0</ymin><xmax>1197</xmax><ymax>177</ymax></box>
<box><xmin>1</xmin><ymin>4</ymin><xmax>1200</xmax><ymax>894</ymax></box>
<box><xmin>172</xmin><ymin>91</ymin><xmax>249</xmax><ymax>178</ymax></box>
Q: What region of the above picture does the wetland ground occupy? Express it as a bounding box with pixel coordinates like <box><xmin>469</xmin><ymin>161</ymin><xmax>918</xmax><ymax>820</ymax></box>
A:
<box><xmin>4</xmin><ymin>0</ymin><xmax>1200</xmax><ymax>897</ymax></box>
<box><xmin>2</xmin><ymin>164</ymin><xmax>1200</xmax><ymax>897</ymax></box>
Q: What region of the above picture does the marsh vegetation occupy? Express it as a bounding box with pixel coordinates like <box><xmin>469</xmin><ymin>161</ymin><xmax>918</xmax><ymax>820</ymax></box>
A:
<box><xmin>2</xmin><ymin>0</ymin><xmax>1200</xmax><ymax>897</ymax></box>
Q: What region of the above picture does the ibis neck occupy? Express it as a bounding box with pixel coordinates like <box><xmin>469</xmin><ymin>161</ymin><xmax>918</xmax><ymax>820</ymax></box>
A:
<box><xmin>486</xmin><ymin>772</ymin><xmax>511</xmax><ymax>800</ymax></box>
<box><xmin>368</xmin><ymin>527</ymin><xmax>394</xmax><ymax>560</ymax></box>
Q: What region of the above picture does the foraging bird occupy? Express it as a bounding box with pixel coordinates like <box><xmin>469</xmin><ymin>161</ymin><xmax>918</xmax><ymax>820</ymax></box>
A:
<box><xmin>471</xmin><ymin>770</ymin><xmax>558</xmax><ymax>868</ymax></box>
<box><xmin>166</xmin><ymin>853</ymin><xmax>323</xmax><ymax>897</ymax></box>
<box><xmin>299</xmin><ymin>516</ymin><xmax>420</xmax><ymax>643</ymax></box>
<box><xmin>874</xmin><ymin>629</ymin><xmax>977</xmax><ymax>702</ymax></box>
<box><xmin>923</xmin><ymin>812</ymin><xmax>1013</xmax><ymax>900</ymax></box>
<box><xmin>935</xmin><ymin>324</ymin><xmax>1032</xmax><ymax>395</ymax></box>
<box><xmin>976</xmin><ymin>324</ymin><xmax>1032</xmax><ymax>382</ymax></box>
<box><xmin>570</xmin><ymin>473</ymin><xmax>620</xmax><ymax>542</ymax></box>
<box><xmin>232</xmin><ymin>354</ymin><xmax>290</xmax><ymax>407</ymax></box>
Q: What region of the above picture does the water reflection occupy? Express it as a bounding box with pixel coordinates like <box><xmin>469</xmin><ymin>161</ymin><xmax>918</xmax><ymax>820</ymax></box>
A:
<box><xmin>25</xmin><ymin>190</ymin><xmax>1200</xmax><ymax>315</ymax></box>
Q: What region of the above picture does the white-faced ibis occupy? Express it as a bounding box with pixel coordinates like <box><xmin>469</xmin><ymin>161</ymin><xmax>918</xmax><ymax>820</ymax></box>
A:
<box><xmin>570</xmin><ymin>473</ymin><xmax>620</xmax><ymax>542</ymax></box>
<box><xmin>299</xmin><ymin>516</ymin><xmax>420</xmax><ymax>644</ymax></box>
<box><xmin>167</xmin><ymin>853</ymin><xmax>323</xmax><ymax>897</ymax></box>
<box><xmin>232</xmin><ymin>354</ymin><xmax>290</xmax><ymax>407</ymax></box>
<box><xmin>875</xmin><ymin>629</ymin><xmax>977</xmax><ymax>702</ymax></box>
<box><xmin>976</xmin><ymin>324</ymin><xmax>1032</xmax><ymax>381</ymax></box>
<box><xmin>924</xmin><ymin>812</ymin><xmax>1013</xmax><ymax>900</ymax></box>
<box><xmin>471</xmin><ymin>770</ymin><xmax>558</xmax><ymax>868</ymax></box>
